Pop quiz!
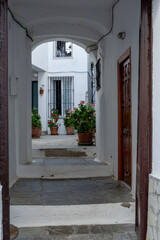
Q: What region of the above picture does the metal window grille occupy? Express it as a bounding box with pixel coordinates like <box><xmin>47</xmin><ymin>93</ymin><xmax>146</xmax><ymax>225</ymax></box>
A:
<box><xmin>91</xmin><ymin>65</ymin><xmax>96</xmax><ymax>104</ymax></box>
<box><xmin>48</xmin><ymin>76</ymin><xmax>74</xmax><ymax>117</ymax></box>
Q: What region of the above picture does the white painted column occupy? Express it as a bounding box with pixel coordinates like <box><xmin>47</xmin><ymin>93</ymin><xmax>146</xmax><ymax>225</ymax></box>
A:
<box><xmin>38</xmin><ymin>72</ymin><xmax>48</xmax><ymax>133</ymax></box>
<box><xmin>0</xmin><ymin>185</ymin><xmax>2</xmax><ymax>240</ymax></box>
<box><xmin>147</xmin><ymin>1</ymin><xmax>160</xmax><ymax>239</ymax></box>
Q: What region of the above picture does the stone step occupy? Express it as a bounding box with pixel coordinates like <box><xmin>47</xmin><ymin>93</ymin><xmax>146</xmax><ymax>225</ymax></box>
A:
<box><xmin>17</xmin><ymin>158</ymin><xmax>112</xmax><ymax>179</ymax></box>
<box><xmin>14</xmin><ymin>224</ymin><xmax>137</xmax><ymax>240</ymax></box>
<box><xmin>32</xmin><ymin>147</ymin><xmax>96</xmax><ymax>159</ymax></box>
<box><xmin>10</xmin><ymin>203</ymin><xmax>135</xmax><ymax>229</ymax></box>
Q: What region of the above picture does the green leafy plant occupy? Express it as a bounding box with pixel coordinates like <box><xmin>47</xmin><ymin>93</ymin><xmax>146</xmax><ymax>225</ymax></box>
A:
<box><xmin>72</xmin><ymin>101</ymin><xmax>96</xmax><ymax>133</ymax></box>
<box><xmin>40</xmin><ymin>84</ymin><xmax>44</xmax><ymax>90</ymax></box>
<box><xmin>63</xmin><ymin>110</ymin><xmax>74</xmax><ymax>127</ymax></box>
<box><xmin>48</xmin><ymin>107</ymin><xmax>60</xmax><ymax>128</ymax></box>
<box><xmin>32</xmin><ymin>108</ymin><xmax>42</xmax><ymax>128</ymax></box>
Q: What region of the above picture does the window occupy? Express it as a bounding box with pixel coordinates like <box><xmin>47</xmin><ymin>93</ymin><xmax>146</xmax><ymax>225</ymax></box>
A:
<box><xmin>56</xmin><ymin>41</ymin><xmax>72</xmax><ymax>57</ymax></box>
<box><xmin>91</xmin><ymin>63</ymin><xmax>96</xmax><ymax>104</ymax></box>
<box><xmin>48</xmin><ymin>76</ymin><xmax>74</xmax><ymax>116</ymax></box>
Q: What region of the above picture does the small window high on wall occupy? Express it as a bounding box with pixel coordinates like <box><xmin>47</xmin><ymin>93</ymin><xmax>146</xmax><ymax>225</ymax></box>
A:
<box><xmin>56</xmin><ymin>41</ymin><xmax>72</xmax><ymax>57</ymax></box>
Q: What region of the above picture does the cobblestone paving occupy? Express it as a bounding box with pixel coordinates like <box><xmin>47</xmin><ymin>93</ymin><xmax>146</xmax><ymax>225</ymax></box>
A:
<box><xmin>14</xmin><ymin>224</ymin><xmax>137</xmax><ymax>240</ymax></box>
<box><xmin>10</xmin><ymin>177</ymin><xmax>134</xmax><ymax>205</ymax></box>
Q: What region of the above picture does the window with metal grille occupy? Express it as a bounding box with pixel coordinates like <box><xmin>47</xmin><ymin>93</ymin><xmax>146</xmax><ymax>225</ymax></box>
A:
<box><xmin>91</xmin><ymin>63</ymin><xmax>96</xmax><ymax>104</ymax></box>
<box><xmin>48</xmin><ymin>77</ymin><xmax>74</xmax><ymax>117</ymax></box>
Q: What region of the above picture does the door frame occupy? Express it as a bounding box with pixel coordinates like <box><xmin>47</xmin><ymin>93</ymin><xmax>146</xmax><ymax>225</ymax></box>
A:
<box><xmin>117</xmin><ymin>47</ymin><xmax>132</xmax><ymax>187</ymax></box>
<box><xmin>0</xmin><ymin>0</ymin><xmax>10</xmax><ymax>239</ymax></box>
<box><xmin>136</xmin><ymin>0</ymin><xmax>152</xmax><ymax>239</ymax></box>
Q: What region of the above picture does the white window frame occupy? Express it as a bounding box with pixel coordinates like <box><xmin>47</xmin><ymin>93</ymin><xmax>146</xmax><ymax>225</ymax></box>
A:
<box><xmin>53</xmin><ymin>41</ymin><xmax>73</xmax><ymax>59</ymax></box>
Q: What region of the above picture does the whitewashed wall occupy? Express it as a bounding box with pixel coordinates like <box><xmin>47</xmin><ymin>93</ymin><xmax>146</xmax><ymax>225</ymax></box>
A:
<box><xmin>96</xmin><ymin>0</ymin><xmax>140</xmax><ymax>194</ymax></box>
<box><xmin>32</xmin><ymin>43</ymin><xmax>48</xmax><ymax>71</ymax></box>
<box><xmin>0</xmin><ymin>185</ymin><xmax>2</xmax><ymax>240</ymax></box>
<box><xmin>147</xmin><ymin>1</ymin><xmax>160</xmax><ymax>239</ymax></box>
<box><xmin>8</xmin><ymin>15</ymin><xmax>32</xmax><ymax>185</ymax></box>
<box><xmin>32</xmin><ymin>42</ymin><xmax>89</xmax><ymax>134</ymax></box>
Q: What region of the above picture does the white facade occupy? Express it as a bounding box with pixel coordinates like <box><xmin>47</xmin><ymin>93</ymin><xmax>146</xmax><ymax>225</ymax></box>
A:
<box><xmin>0</xmin><ymin>185</ymin><xmax>2</xmax><ymax>240</ymax></box>
<box><xmin>96</xmin><ymin>0</ymin><xmax>140</xmax><ymax>195</ymax></box>
<box><xmin>147</xmin><ymin>0</ymin><xmax>160</xmax><ymax>239</ymax></box>
<box><xmin>8</xmin><ymin>13</ymin><xmax>32</xmax><ymax>186</ymax></box>
<box><xmin>32</xmin><ymin>42</ymin><xmax>91</xmax><ymax>134</ymax></box>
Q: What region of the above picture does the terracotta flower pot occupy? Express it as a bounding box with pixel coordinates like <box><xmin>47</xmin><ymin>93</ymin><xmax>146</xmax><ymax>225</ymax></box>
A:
<box><xmin>78</xmin><ymin>132</ymin><xmax>93</xmax><ymax>146</ymax></box>
<box><xmin>50</xmin><ymin>126</ymin><xmax>58</xmax><ymax>135</ymax></box>
<box><xmin>32</xmin><ymin>127</ymin><xmax>41</xmax><ymax>138</ymax></box>
<box><xmin>66</xmin><ymin>126</ymin><xmax>74</xmax><ymax>135</ymax></box>
<box><xmin>40</xmin><ymin>89</ymin><xmax>44</xmax><ymax>94</ymax></box>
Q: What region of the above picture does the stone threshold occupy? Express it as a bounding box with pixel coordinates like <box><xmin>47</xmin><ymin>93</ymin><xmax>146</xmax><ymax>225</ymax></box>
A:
<box><xmin>17</xmin><ymin>164</ymin><xmax>112</xmax><ymax>179</ymax></box>
<box><xmin>10</xmin><ymin>203</ymin><xmax>135</xmax><ymax>228</ymax></box>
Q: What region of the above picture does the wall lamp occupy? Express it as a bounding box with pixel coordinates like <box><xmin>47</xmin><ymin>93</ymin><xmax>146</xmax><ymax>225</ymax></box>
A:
<box><xmin>117</xmin><ymin>32</ymin><xmax>126</xmax><ymax>40</ymax></box>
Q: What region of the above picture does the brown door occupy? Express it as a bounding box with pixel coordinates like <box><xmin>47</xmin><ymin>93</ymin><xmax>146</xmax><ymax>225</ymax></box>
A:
<box><xmin>136</xmin><ymin>0</ymin><xmax>152</xmax><ymax>239</ymax></box>
<box><xmin>118</xmin><ymin>48</ymin><xmax>132</xmax><ymax>187</ymax></box>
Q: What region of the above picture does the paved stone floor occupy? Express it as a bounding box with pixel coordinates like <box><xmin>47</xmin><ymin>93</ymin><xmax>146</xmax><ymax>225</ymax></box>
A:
<box><xmin>14</xmin><ymin>224</ymin><xmax>137</xmax><ymax>240</ymax></box>
<box><xmin>10</xmin><ymin>177</ymin><xmax>134</xmax><ymax>205</ymax></box>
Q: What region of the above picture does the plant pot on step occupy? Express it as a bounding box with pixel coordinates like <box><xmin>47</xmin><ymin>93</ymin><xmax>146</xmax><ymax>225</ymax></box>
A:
<box><xmin>66</xmin><ymin>126</ymin><xmax>74</xmax><ymax>135</ymax></box>
<box><xmin>50</xmin><ymin>126</ymin><xmax>58</xmax><ymax>135</ymax></box>
<box><xmin>32</xmin><ymin>127</ymin><xmax>42</xmax><ymax>138</ymax></box>
<box><xmin>78</xmin><ymin>132</ymin><xmax>93</xmax><ymax>146</ymax></box>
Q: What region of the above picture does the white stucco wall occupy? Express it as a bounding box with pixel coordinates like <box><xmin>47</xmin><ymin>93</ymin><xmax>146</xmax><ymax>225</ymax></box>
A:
<box><xmin>147</xmin><ymin>3</ymin><xmax>160</xmax><ymax>238</ymax></box>
<box><xmin>8</xmin><ymin>15</ymin><xmax>32</xmax><ymax>185</ymax></box>
<box><xmin>38</xmin><ymin>72</ymin><xmax>48</xmax><ymax>132</ymax></box>
<box><xmin>32</xmin><ymin>43</ymin><xmax>48</xmax><ymax>71</ymax></box>
<box><xmin>0</xmin><ymin>185</ymin><xmax>2</xmax><ymax>240</ymax></box>
<box><xmin>96</xmin><ymin>0</ymin><xmax>140</xmax><ymax>194</ymax></box>
<box><xmin>48</xmin><ymin>43</ymin><xmax>88</xmax><ymax>72</ymax></box>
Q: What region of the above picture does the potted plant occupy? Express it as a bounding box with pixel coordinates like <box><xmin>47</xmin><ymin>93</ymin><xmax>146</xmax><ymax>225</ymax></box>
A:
<box><xmin>48</xmin><ymin>107</ymin><xmax>60</xmax><ymax>135</ymax></box>
<box><xmin>72</xmin><ymin>101</ymin><xmax>96</xmax><ymax>145</ymax></box>
<box><xmin>40</xmin><ymin>85</ymin><xmax>44</xmax><ymax>94</ymax></box>
<box><xmin>63</xmin><ymin>110</ymin><xmax>74</xmax><ymax>135</ymax></box>
<box><xmin>32</xmin><ymin>108</ymin><xmax>42</xmax><ymax>138</ymax></box>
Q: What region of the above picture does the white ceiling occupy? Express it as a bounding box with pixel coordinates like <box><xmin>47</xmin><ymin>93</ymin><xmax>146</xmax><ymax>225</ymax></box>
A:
<box><xmin>9</xmin><ymin>0</ymin><xmax>116</xmax><ymax>48</ymax></box>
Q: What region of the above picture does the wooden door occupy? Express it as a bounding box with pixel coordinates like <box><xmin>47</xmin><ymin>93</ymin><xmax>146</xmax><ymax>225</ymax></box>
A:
<box><xmin>118</xmin><ymin>48</ymin><xmax>132</xmax><ymax>187</ymax></box>
<box><xmin>136</xmin><ymin>0</ymin><xmax>152</xmax><ymax>239</ymax></box>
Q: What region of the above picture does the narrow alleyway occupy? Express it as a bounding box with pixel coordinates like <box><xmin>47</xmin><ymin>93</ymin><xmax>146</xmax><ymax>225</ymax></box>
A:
<box><xmin>10</xmin><ymin>135</ymin><xmax>136</xmax><ymax>239</ymax></box>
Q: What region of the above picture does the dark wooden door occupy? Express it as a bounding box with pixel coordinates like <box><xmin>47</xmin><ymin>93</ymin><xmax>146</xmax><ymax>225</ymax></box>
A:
<box><xmin>121</xmin><ymin>58</ymin><xmax>131</xmax><ymax>186</ymax></box>
<box><xmin>0</xmin><ymin>0</ymin><xmax>10</xmax><ymax>239</ymax></box>
<box><xmin>136</xmin><ymin>0</ymin><xmax>152</xmax><ymax>239</ymax></box>
<box><xmin>32</xmin><ymin>81</ymin><xmax>38</xmax><ymax>110</ymax></box>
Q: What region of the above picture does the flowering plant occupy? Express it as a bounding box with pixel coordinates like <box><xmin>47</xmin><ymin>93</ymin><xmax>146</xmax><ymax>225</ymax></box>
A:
<box><xmin>48</xmin><ymin>107</ymin><xmax>60</xmax><ymax>128</ymax></box>
<box><xmin>63</xmin><ymin>110</ymin><xmax>74</xmax><ymax>127</ymax></box>
<box><xmin>51</xmin><ymin>107</ymin><xmax>59</xmax><ymax>121</ymax></box>
<box><xmin>48</xmin><ymin>119</ymin><xmax>60</xmax><ymax>128</ymax></box>
<box><xmin>72</xmin><ymin>101</ymin><xmax>96</xmax><ymax>133</ymax></box>
<box><xmin>32</xmin><ymin>108</ymin><xmax>42</xmax><ymax>128</ymax></box>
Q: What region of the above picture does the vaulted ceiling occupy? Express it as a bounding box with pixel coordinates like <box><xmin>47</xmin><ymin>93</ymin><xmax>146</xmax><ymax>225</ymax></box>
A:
<box><xmin>8</xmin><ymin>0</ymin><xmax>116</xmax><ymax>48</ymax></box>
